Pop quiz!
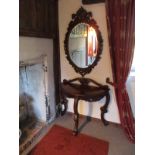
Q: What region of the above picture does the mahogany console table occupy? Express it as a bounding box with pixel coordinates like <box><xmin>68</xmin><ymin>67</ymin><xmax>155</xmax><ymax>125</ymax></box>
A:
<box><xmin>60</xmin><ymin>78</ymin><xmax>110</xmax><ymax>135</ymax></box>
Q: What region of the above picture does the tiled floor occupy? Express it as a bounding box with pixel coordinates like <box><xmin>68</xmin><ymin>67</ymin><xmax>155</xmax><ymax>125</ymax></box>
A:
<box><xmin>19</xmin><ymin>120</ymin><xmax>46</xmax><ymax>155</ymax></box>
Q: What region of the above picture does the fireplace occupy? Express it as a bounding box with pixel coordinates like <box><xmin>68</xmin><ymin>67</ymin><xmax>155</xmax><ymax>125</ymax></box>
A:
<box><xmin>19</xmin><ymin>55</ymin><xmax>55</xmax><ymax>154</ymax></box>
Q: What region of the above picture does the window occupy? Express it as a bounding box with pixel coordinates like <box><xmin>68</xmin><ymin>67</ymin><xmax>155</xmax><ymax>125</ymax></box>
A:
<box><xmin>126</xmin><ymin>54</ymin><xmax>135</xmax><ymax>117</ymax></box>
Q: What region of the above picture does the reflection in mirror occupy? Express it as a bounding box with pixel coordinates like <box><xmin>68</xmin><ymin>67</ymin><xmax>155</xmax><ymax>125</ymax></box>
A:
<box><xmin>64</xmin><ymin>7</ymin><xmax>103</xmax><ymax>76</ymax></box>
<box><xmin>69</xmin><ymin>23</ymin><xmax>98</xmax><ymax>68</ymax></box>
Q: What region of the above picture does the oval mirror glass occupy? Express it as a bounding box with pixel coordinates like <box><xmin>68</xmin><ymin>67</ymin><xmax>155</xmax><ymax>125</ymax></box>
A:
<box><xmin>69</xmin><ymin>23</ymin><xmax>98</xmax><ymax>68</ymax></box>
<box><xmin>64</xmin><ymin>7</ymin><xmax>103</xmax><ymax>76</ymax></box>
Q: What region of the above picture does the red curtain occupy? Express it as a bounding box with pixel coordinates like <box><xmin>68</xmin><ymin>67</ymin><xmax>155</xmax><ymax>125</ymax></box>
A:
<box><xmin>105</xmin><ymin>0</ymin><xmax>135</xmax><ymax>143</ymax></box>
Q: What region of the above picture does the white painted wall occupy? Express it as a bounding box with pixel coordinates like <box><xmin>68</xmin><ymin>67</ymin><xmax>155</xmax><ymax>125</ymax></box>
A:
<box><xmin>59</xmin><ymin>0</ymin><xmax>120</xmax><ymax>123</ymax></box>
<box><xmin>19</xmin><ymin>36</ymin><xmax>56</xmax><ymax>122</ymax></box>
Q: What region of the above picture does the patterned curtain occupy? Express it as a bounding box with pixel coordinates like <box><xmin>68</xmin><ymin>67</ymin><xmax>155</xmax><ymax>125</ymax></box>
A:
<box><xmin>105</xmin><ymin>0</ymin><xmax>135</xmax><ymax>143</ymax></box>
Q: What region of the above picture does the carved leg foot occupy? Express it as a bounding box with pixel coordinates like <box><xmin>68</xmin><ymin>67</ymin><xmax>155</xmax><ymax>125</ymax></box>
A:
<box><xmin>100</xmin><ymin>93</ymin><xmax>110</xmax><ymax>126</ymax></box>
<box><xmin>60</xmin><ymin>96</ymin><xmax>68</xmax><ymax>116</ymax></box>
<box><xmin>73</xmin><ymin>98</ymin><xmax>79</xmax><ymax>136</ymax></box>
<box><xmin>73</xmin><ymin>114</ymin><xmax>79</xmax><ymax>135</ymax></box>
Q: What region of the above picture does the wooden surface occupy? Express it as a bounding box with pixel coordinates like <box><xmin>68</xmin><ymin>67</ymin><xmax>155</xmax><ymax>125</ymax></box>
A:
<box><xmin>82</xmin><ymin>0</ymin><xmax>105</xmax><ymax>4</ymax></box>
<box><xmin>19</xmin><ymin>0</ymin><xmax>56</xmax><ymax>38</ymax></box>
<box><xmin>64</xmin><ymin>7</ymin><xmax>103</xmax><ymax>76</ymax></box>
<box><xmin>60</xmin><ymin>78</ymin><xmax>110</xmax><ymax>135</ymax></box>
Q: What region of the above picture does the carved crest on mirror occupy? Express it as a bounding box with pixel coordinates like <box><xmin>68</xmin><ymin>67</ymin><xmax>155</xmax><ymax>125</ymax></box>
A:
<box><xmin>64</xmin><ymin>7</ymin><xmax>103</xmax><ymax>77</ymax></box>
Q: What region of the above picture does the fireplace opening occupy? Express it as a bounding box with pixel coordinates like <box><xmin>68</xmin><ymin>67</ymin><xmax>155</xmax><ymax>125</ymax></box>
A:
<box><xmin>19</xmin><ymin>55</ymin><xmax>55</xmax><ymax>154</ymax></box>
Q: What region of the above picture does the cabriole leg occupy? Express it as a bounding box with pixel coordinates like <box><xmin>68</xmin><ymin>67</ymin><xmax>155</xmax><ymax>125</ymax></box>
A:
<box><xmin>100</xmin><ymin>93</ymin><xmax>110</xmax><ymax>125</ymax></box>
<box><xmin>73</xmin><ymin>97</ymin><xmax>79</xmax><ymax>135</ymax></box>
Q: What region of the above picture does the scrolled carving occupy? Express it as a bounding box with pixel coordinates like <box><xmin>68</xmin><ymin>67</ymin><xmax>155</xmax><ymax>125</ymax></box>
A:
<box><xmin>64</xmin><ymin>7</ymin><xmax>103</xmax><ymax>77</ymax></box>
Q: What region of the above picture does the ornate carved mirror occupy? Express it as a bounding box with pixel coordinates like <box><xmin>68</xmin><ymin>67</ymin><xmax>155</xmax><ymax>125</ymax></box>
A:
<box><xmin>64</xmin><ymin>7</ymin><xmax>103</xmax><ymax>77</ymax></box>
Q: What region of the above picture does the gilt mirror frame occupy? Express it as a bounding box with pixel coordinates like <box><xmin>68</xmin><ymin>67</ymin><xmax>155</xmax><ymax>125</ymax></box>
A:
<box><xmin>64</xmin><ymin>7</ymin><xmax>103</xmax><ymax>77</ymax></box>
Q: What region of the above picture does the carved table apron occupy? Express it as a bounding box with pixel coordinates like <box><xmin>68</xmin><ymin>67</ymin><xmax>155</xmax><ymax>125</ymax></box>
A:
<box><xmin>61</xmin><ymin>78</ymin><xmax>110</xmax><ymax>135</ymax></box>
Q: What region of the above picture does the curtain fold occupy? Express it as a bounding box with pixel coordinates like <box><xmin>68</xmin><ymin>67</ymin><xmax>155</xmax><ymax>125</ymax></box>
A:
<box><xmin>105</xmin><ymin>0</ymin><xmax>135</xmax><ymax>143</ymax></box>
